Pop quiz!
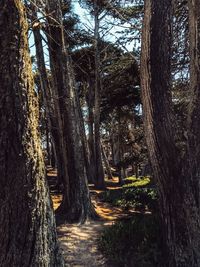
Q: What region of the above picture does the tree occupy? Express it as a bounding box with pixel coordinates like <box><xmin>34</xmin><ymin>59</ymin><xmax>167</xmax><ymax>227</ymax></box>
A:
<box><xmin>0</xmin><ymin>1</ymin><xmax>63</xmax><ymax>266</ymax></box>
<box><xmin>141</xmin><ymin>0</ymin><xmax>200</xmax><ymax>265</ymax></box>
<box><xmin>46</xmin><ymin>0</ymin><xmax>96</xmax><ymax>222</ymax></box>
<box><xmin>93</xmin><ymin>0</ymin><xmax>106</xmax><ymax>188</ymax></box>
<box><xmin>29</xmin><ymin>0</ymin><xmax>68</xmax><ymax>188</ymax></box>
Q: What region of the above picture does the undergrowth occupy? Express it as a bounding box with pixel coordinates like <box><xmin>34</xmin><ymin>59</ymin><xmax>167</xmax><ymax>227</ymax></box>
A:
<box><xmin>99</xmin><ymin>214</ymin><xmax>162</xmax><ymax>267</ymax></box>
<box><xmin>100</xmin><ymin>176</ymin><xmax>158</xmax><ymax>212</ymax></box>
<box><xmin>99</xmin><ymin>176</ymin><xmax>161</xmax><ymax>266</ymax></box>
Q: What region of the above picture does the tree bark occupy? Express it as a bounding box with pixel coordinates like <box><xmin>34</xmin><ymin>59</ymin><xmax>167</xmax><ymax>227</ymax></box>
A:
<box><xmin>93</xmin><ymin>0</ymin><xmax>105</xmax><ymax>189</ymax></box>
<box><xmin>86</xmin><ymin>78</ymin><xmax>96</xmax><ymax>183</ymax></box>
<box><xmin>101</xmin><ymin>142</ymin><xmax>113</xmax><ymax>180</ymax></box>
<box><xmin>141</xmin><ymin>0</ymin><xmax>200</xmax><ymax>266</ymax></box>
<box><xmin>0</xmin><ymin>1</ymin><xmax>63</xmax><ymax>266</ymax></box>
<box><xmin>46</xmin><ymin>0</ymin><xmax>96</xmax><ymax>222</ymax></box>
<box><xmin>74</xmin><ymin>80</ymin><xmax>94</xmax><ymax>184</ymax></box>
<box><xmin>31</xmin><ymin>0</ymin><xmax>67</xmax><ymax>188</ymax></box>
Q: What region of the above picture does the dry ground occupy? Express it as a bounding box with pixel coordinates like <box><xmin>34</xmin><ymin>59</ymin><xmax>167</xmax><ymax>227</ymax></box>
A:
<box><xmin>48</xmin><ymin>168</ymin><xmax>133</xmax><ymax>267</ymax></box>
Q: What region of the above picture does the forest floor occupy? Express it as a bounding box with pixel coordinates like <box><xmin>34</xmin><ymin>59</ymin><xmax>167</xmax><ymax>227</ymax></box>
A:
<box><xmin>47</xmin><ymin>168</ymin><xmax>135</xmax><ymax>267</ymax></box>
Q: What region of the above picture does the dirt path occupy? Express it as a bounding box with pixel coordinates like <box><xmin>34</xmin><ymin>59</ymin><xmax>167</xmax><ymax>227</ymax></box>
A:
<box><xmin>57</xmin><ymin>219</ymin><xmax>110</xmax><ymax>267</ymax></box>
<box><xmin>48</xmin><ymin>168</ymin><xmax>132</xmax><ymax>267</ymax></box>
<box><xmin>56</xmin><ymin>192</ymin><xmax>133</xmax><ymax>267</ymax></box>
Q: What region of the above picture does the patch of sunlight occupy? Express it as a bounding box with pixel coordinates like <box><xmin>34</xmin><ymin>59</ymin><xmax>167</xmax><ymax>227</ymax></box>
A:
<box><xmin>51</xmin><ymin>194</ymin><xmax>62</xmax><ymax>210</ymax></box>
<box><xmin>123</xmin><ymin>176</ymin><xmax>151</xmax><ymax>188</ymax></box>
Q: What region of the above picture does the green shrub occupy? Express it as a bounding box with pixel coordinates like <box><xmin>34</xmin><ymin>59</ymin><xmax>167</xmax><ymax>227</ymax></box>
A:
<box><xmin>99</xmin><ymin>186</ymin><xmax>158</xmax><ymax>212</ymax></box>
<box><xmin>123</xmin><ymin>176</ymin><xmax>151</xmax><ymax>188</ymax></box>
<box><xmin>99</xmin><ymin>214</ymin><xmax>162</xmax><ymax>266</ymax></box>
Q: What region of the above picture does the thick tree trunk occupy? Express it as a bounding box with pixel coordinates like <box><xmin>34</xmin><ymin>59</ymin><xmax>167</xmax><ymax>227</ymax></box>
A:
<box><xmin>31</xmin><ymin>2</ymin><xmax>67</xmax><ymax>188</ymax></box>
<box><xmin>0</xmin><ymin>1</ymin><xmax>63</xmax><ymax>266</ymax></box>
<box><xmin>187</xmin><ymin>0</ymin><xmax>200</xmax><ymax>180</ymax></box>
<box><xmin>141</xmin><ymin>0</ymin><xmax>200</xmax><ymax>266</ymax></box>
<box><xmin>46</xmin><ymin>0</ymin><xmax>96</xmax><ymax>222</ymax></box>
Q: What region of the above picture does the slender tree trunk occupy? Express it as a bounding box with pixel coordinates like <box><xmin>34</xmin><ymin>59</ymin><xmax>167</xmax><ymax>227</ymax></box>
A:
<box><xmin>46</xmin><ymin>0</ymin><xmax>96</xmax><ymax>222</ymax></box>
<box><xmin>74</xmin><ymin>79</ymin><xmax>93</xmax><ymax>183</ymax></box>
<box><xmin>51</xmin><ymin>139</ymin><xmax>57</xmax><ymax>168</ymax></box>
<box><xmin>86</xmin><ymin>79</ymin><xmax>96</xmax><ymax>183</ymax></box>
<box><xmin>0</xmin><ymin>1</ymin><xmax>63</xmax><ymax>266</ymax></box>
<box><xmin>93</xmin><ymin>0</ymin><xmax>105</xmax><ymax>189</ymax></box>
<box><xmin>46</xmin><ymin>119</ymin><xmax>51</xmax><ymax>165</ymax></box>
<box><xmin>101</xmin><ymin>142</ymin><xmax>113</xmax><ymax>180</ymax></box>
<box><xmin>135</xmin><ymin>163</ymin><xmax>139</xmax><ymax>178</ymax></box>
<box><xmin>141</xmin><ymin>0</ymin><xmax>200</xmax><ymax>265</ymax></box>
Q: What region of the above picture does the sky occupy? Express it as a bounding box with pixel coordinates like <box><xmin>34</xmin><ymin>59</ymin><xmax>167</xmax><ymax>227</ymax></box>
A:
<box><xmin>29</xmin><ymin>1</ymin><xmax>137</xmax><ymax>61</ymax></box>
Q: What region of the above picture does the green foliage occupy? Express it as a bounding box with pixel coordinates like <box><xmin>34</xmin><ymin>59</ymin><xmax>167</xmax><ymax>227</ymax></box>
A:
<box><xmin>100</xmin><ymin>179</ymin><xmax>158</xmax><ymax>212</ymax></box>
<box><xmin>123</xmin><ymin>176</ymin><xmax>150</xmax><ymax>187</ymax></box>
<box><xmin>99</xmin><ymin>214</ymin><xmax>162</xmax><ymax>266</ymax></box>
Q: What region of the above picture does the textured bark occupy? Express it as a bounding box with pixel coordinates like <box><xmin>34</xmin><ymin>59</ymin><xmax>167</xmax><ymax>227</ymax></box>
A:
<box><xmin>46</xmin><ymin>122</ymin><xmax>51</xmax><ymax>165</ymax></box>
<box><xmin>187</xmin><ymin>0</ymin><xmax>200</xmax><ymax>180</ymax></box>
<box><xmin>94</xmin><ymin>0</ymin><xmax>105</xmax><ymax>189</ymax></box>
<box><xmin>0</xmin><ymin>1</ymin><xmax>63</xmax><ymax>266</ymax></box>
<box><xmin>30</xmin><ymin>1</ymin><xmax>67</xmax><ymax>187</ymax></box>
<box><xmin>86</xmin><ymin>78</ymin><xmax>96</xmax><ymax>183</ymax></box>
<box><xmin>46</xmin><ymin>0</ymin><xmax>96</xmax><ymax>222</ymax></box>
<box><xmin>141</xmin><ymin>0</ymin><xmax>200</xmax><ymax>266</ymax></box>
<box><xmin>101</xmin><ymin>143</ymin><xmax>113</xmax><ymax>180</ymax></box>
<box><xmin>74</xmin><ymin>81</ymin><xmax>93</xmax><ymax>184</ymax></box>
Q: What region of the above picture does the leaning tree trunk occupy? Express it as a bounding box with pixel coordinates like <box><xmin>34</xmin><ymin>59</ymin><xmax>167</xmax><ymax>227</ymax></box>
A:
<box><xmin>0</xmin><ymin>1</ymin><xmax>63</xmax><ymax>266</ymax></box>
<box><xmin>46</xmin><ymin>0</ymin><xmax>96</xmax><ymax>222</ymax></box>
<box><xmin>141</xmin><ymin>0</ymin><xmax>200</xmax><ymax>266</ymax></box>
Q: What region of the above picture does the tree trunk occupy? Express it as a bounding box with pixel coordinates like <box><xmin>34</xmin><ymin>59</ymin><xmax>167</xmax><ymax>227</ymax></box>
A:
<box><xmin>74</xmin><ymin>80</ymin><xmax>93</xmax><ymax>183</ymax></box>
<box><xmin>46</xmin><ymin>0</ymin><xmax>96</xmax><ymax>222</ymax></box>
<box><xmin>0</xmin><ymin>1</ymin><xmax>63</xmax><ymax>266</ymax></box>
<box><xmin>93</xmin><ymin>0</ymin><xmax>105</xmax><ymax>189</ymax></box>
<box><xmin>101</xmin><ymin>142</ymin><xmax>113</xmax><ymax>180</ymax></box>
<box><xmin>46</xmin><ymin>119</ymin><xmax>51</xmax><ymax>165</ymax></box>
<box><xmin>141</xmin><ymin>0</ymin><xmax>200</xmax><ymax>266</ymax></box>
<box><xmin>86</xmin><ymin>78</ymin><xmax>96</xmax><ymax>183</ymax></box>
<box><xmin>30</xmin><ymin>1</ymin><xmax>67</xmax><ymax>189</ymax></box>
<box><xmin>51</xmin><ymin>139</ymin><xmax>57</xmax><ymax>168</ymax></box>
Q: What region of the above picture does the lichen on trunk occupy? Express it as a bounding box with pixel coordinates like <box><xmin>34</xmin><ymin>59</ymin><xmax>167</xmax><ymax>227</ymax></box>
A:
<box><xmin>0</xmin><ymin>1</ymin><xmax>63</xmax><ymax>266</ymax></box>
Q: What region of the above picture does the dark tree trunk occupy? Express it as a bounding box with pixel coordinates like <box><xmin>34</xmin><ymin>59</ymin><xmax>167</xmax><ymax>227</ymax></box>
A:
<box><xmin>101</xmin><ymin>143</ymin><xmax>113</xmax><ymax>180</ymax></box>
<box><xmin>46</xmin><ymin>119</ymin><xmax>51</xmax><ymax>165</ymax></box>
<box><xmin>141</xmin><ymin>0</ymin><xmax>200</xmax><ymax>266</ymax></box>
<box><xmin>46</xmin><ymin>0</ymin><xmax>96</xmax><ymax>222</ymax></box>
<box><xmin>135</xmin><ymin>163</ymin><xmax>139</xmax><ymax>179</ymax></box>
<box><xmin>51</xmin><ymin>140</ymin><xmax>57</xmax><ymax>168</ymax></box>
<box><xmin>93</xmin><ymin>0</ymin><xmax>105</xmax><ymax>189</ymax></box>
<box><xmin>0</xmin><ymin>1</ymin><xmax>63</xmax><ymax>266</ymax></box>
<box><xmin>74</xmin><ymin>82</ymin><xmax>93</xmax><ymax>184</ymax></box>
<box><xmin>86</xmin><ymin>78</ymin><xmax>96</xmax><ymax>183</ymax></box>
<box><xmin>30</xmin><ymin>1</ymin><xmax>66</xmax><ymax>188</ymax></box>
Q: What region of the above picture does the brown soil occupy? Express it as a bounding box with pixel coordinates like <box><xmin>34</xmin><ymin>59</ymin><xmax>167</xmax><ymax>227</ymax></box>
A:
<box><xmin>48</xmin><ymin>168</ymin><xmax>133</xmax><ymax>267</ymax></box>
